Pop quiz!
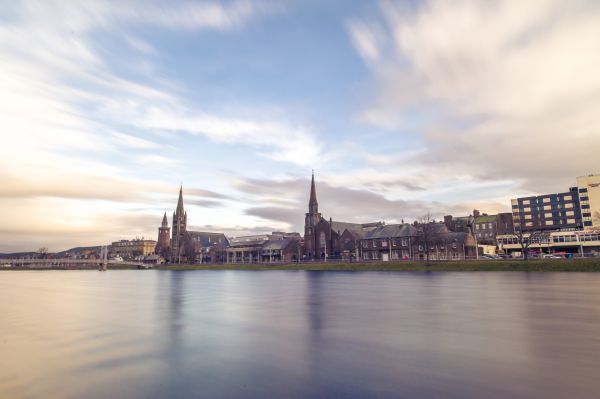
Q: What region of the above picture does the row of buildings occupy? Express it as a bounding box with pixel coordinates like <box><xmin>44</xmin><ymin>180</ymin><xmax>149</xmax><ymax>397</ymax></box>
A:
<box><xmin>109</xmin><ymin>173</ymin><xmax>600</xmax><ymax>262</ymax></box>
<box><xmin>146</xmin><ymin>175</ymin><xmax>478</xmax><ymax>264</ymax></box>
<box><xmin>499</xmin><ymin>174</ymin><xmax>600</xmax><ymax>256</ymax></box>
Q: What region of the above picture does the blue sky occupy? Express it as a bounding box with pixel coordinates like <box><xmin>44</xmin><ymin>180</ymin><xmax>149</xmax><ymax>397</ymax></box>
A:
<box><xmin>1</xmin><ymin>0</ymin><xmax>599</xmax><ymax>251</ymax></box>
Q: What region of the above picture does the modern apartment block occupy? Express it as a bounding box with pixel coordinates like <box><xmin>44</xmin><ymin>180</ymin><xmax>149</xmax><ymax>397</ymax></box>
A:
<box><xmin>576</xmin><ymin>174</ymin><xmax>600</xmax><ymax>229</ymax></box>
<box><xmin>511</xmin><ymin>187</ymin><xmax>582</xmax><ymax>232</ymax></box>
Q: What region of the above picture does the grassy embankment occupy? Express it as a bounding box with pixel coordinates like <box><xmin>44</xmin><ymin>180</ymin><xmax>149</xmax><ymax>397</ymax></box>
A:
<box><xmin>157</xmin><ymin>258</ymin><xmax>600</xmax><ymax>272</ymax></box>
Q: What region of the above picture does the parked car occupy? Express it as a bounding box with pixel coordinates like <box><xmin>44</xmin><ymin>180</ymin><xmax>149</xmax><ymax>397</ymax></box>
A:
<box><xmin>481</xmin><ymin>254</ymin><xmax>500</xmax><ymax>260</ymax></box>
<box><xmin>542</xmin><ymin>254</ymin><xmax>563</xmax><ymax>259</ymax></box>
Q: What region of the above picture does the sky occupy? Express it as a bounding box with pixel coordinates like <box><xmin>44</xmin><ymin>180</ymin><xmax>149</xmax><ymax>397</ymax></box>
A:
<box><xmin>1</xmin><ymin>0</ymin><xmax>599</xmax><ymax>252</ymax></box>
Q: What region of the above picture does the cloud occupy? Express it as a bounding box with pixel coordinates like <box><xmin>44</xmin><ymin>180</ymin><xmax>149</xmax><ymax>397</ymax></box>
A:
<box><xmin>348</xmin><ymin>0</ymin><xmax>600</xmax><ymax>192</ymax></box>
<box><xmin>124</xmin><ymin>35</ymin><xmax>157</xmax><ymax>55</ymax></box>
<box><xmin>185</xmin><ymin>188</ymin><xmax>232</xmax><ymax>200</ymax></box>
<box><xmin>186</xmin><ymin>199</ymin><xmax>225</xmax><ymax>208</ymax></box>
<box><xmin>134</xmin><ymin>107</ymin><xmax>322</xmax><ymax>167</ymax></box>
<box><xmin>137</xmin><ymin>0</ymin><xmax>262</xmax><ymax>31</ymax></box>
<box><xmin>235</xmin><ymin>176</ymin><xmax>478</xmax><ymax>232</ymax></box>
<box><xmin>0</xmin><ymin>0</ymin><xmax>318</xmax><ymax>251</ymax></box>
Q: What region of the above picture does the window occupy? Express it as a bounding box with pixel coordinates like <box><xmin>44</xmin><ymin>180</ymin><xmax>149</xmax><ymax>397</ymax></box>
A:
<box><xmin>579</xmin><ymin>188</ymin><xmax>588</xmax><ymax>193</ymax></box>
<box><xmin>401</xmin><ymin>239</ymin><xmax>408</xmax><ymax>247</ymax></box>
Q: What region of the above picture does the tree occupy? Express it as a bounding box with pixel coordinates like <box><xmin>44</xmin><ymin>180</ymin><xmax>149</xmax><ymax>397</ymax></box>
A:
<box><xmin>417</xmin><ymin>213</ymin><xmax>438</xmax><ymax>262</ymax></box>
<box><xmin>37</xmin><ymin>247</ymin><xmax>48</xmax><ymax>259</ymax></box>
<box><xmin>513</xmin><ymin>226</ymin><xmax>549</xmax><ymax>260</ymax></box>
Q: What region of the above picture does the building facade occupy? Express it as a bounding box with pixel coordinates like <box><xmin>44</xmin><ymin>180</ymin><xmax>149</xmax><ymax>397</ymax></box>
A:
<box><xmin>226</xmin><ymin>232</ymin><xmax>301</xmax><ymax>263</ymax></box>
<box><xmin>473</xmin><ymin>211</ymin><xmax>514</xmax><ymax>245</ymax></box>
<box><xmin>360</xmin><ymin>222</ymin><xmax>477</xmax><ymax>261</ymax></box>
<box><xmin>511</xmin><ymin>187</ymin><xmax>582</xmax><ymax>232</ymax></box>
<box><xmin>498</xmin><ymin>230</ymin><xmax>600</xmax><ymax>257</ymax></box>
<box><xmin>111</xmin><ymin>239</ymin><xmax>157</xmax><ymax>259</ymax></box>
<box><xmin>577</xmin><ymin>174</ymin><xmax>600</xmax><ymax>229</ymax></box>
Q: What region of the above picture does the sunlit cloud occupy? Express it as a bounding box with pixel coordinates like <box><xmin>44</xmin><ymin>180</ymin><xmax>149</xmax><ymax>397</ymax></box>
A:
<box><xmin>348</xmin><ymin>0</ymin><xmax>600</xmax><ymax>190</ymax></box>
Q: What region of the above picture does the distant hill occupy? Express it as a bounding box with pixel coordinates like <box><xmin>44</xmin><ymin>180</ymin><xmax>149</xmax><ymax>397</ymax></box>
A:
<box><xmin>0</xmin><ymin>246</ymin><xmax>103</xmax><ymax>259</ymax></box>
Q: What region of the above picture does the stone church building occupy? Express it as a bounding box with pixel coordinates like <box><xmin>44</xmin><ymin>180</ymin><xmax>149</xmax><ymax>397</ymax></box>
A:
<box><xmin>303</xmin><ymin>173</ymin><xmax>382</xmax><ymax>260</ymax></box>
<box><xmin>156</xmin><ymin>186</ymin><xmax>228</xmax><ymax>263</ymax></box>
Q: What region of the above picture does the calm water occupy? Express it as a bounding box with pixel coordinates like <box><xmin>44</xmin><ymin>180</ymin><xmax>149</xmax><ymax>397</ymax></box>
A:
<box><xmin>2</xmin><ymin>271</ymin><xmax>600</xmax><ymax>399</ymax></box>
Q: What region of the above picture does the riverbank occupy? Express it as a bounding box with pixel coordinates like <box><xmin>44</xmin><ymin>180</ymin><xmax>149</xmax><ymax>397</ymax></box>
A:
<box><xmin>158</xmin><ymin>258</ymin><xmax>600</xmax><ymax>272</ymax></box>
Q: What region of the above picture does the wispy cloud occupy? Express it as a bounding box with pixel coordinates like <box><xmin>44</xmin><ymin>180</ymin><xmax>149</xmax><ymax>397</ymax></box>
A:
<box><xmin>348</xmin><ymin>0</ymin><xmax>600</xmax><ymax>190</ymax></box>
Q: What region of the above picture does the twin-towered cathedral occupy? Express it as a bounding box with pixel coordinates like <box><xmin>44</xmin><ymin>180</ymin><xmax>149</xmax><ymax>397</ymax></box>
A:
<box><xmin>156</xmin><ymin>173</ymin><xmax>477</xmax><ymax>263</ymax></box>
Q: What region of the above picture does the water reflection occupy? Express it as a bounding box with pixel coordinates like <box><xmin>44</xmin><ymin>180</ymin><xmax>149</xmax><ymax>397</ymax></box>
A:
<box><xmin>2</xmin><ymin>271</ymin><xmax>600</xmax><ymax>398</ymax></box>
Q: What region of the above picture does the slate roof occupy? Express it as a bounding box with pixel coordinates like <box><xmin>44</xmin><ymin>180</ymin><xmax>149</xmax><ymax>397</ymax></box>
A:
<box><xmin>188</xmin><ymin>231</ymin><xmax>229</xmax><ymax>247</ymax></box>
<box><xmin>365</xmin><ymin>223</ymin><xmax>418</xmax><ymax>239</ymax></box>
<box><xmin>330</xmin><ymin>220</ymin><xmax>383</xmax><ymax>237</ymax></box>
<box><xmin>261</xmin><ymin>238</ymin><xmax>296</xmax><ymax>251</ymax></box>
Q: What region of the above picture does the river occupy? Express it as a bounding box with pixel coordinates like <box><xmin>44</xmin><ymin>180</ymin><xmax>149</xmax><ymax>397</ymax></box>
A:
<box><xmin>1</xmin><ymin>271</ymin><xmax>600</xmax><ymax>398</ymax></box>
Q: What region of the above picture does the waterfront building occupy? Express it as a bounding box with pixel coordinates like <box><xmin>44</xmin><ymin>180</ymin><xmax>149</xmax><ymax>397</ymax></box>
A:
<box><xmin>159</xmin><ymin>186</ymin><xmax>230</xmax><ymax>263</ymax></box>
<box><xmin>446</xmin><ymin>210</ymin><xmax>514</xmax><ymax>246</ymax></box>
<box><xmin>360</xmin><ymin>223</ymin><xmax>418</xmax><ymax>261</ymax></box>
<box><xmin>360</xmin><ymin>221</ymin><xmax>477</xmax><ymax>261</ymax></box>
<box><xmin>576</xmin><ymin>174</ymin><xmax>600</xmax><ymax>229</ymax></box>
<box><xmin>303</xmin><ymin>172</ymin><xmax>382</xmax><ymax>260</ymax></box>
<box><xmin>497</xmin><ymin>230</ymin><xmax>600</xmax><ymax>257</ymax></box>
<box><xmin>511</xmin><ymin>187</ymin><xmax>582</xmax><ymax>232</ymax></box>
<box><xmin>111</xmin><ymin>238</ymin><xmax>157</xmax><ymax>259</ymax></box>
<box><xmin>188</xmin><ymin>232</ymin><xmax>228</xmax><ymax>263</ymax></box>
<box><xmin>473</xmin><ymin>211</ymin><xmax>514</xmax><ymax>245</ymax></box>
<box><xmin>226</xmin><ymin>232</ymin><xmax>300</xmax><ymax>263</ymax></box>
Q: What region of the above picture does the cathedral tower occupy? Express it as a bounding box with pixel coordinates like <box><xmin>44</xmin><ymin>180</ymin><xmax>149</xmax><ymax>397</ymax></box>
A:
<box><xmin>304</xmin><ymin>172</ymin><xmax>322</xmax><ymax>258</ymax></box>
<box><xmin>155</xmin><ymin>212</ymin><xmax>171</xmax><ymax>258</ymax></box>
<box><xmin>171</xmin><ymin>186</ymin><xmax>187</xmax><ymax>262</ymax></box>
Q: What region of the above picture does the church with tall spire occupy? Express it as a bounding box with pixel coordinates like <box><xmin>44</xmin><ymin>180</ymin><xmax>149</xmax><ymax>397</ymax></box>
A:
<box><xmin>171</xmin><ymin>185</ymin><xmax>188</xmax><ymax>261</ymax></box>
<box><xmin>303</xmin><ymin>172</ymin><xmax>382</xmax><ymax>260</ymax></box>
<box><xmin>156</xmin><ymin>185</ymin><xmax>228</xmax><ymax>263</ymax></box>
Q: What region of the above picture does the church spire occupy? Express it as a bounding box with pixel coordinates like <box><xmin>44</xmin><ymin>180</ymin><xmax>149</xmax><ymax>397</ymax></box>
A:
<box><xmin>176</xmin><ymin>185</ymin><xmax>184</xmax><ymax>216</ymax></box>
<box><xmin>309</xmin><ymin>171</ymin><xmax>318</xmax><ymax>214</ymax></box>
<box><xmin>161</xmin><ymin>212</ymin><xmax>168</xmax><ymax>227</ymax></box>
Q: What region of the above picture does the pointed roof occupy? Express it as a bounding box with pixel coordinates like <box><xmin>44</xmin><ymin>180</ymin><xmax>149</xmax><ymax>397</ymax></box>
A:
<box><xmin>176</xmin><ymin>185</ymin><xmax>185</xmax><ymax>216</ymax></box>
<box><xmin>309</xmin><ymin>171</ymin><xmax>318</xmax><ymax>208</ymax></box>
<box><xmin>161</xmin><ymin>212</ymin><xmax>168</xmax><ymax>227</ymax></box>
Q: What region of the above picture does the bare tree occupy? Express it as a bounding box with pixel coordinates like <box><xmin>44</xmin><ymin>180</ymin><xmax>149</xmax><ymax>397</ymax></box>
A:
<box><xmin>417</xmin><ymin>213</ymin><xmax>437</xmax><ymax>262</ymax></box>
<box><xmin>37</xmin><ymin>247</ymin><xmax>48</xmax><ymax>259</ymax></box>
<box><xmin>513</xmin><ymin>226</ymin><xmax>549</xmax><ymax>260</ymax></box>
